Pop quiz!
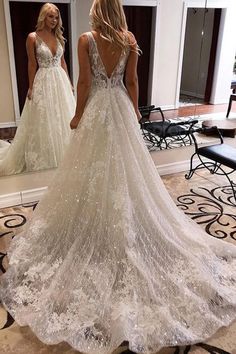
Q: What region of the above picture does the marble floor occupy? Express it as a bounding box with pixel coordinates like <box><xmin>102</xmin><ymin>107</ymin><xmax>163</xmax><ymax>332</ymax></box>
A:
<box><xmin>0</xmin><ymin>169</ymin><xmax>236</xmax><ymax>354</ymax></box>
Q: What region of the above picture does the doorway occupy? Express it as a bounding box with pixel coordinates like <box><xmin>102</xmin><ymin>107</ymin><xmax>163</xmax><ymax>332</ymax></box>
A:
<box><xmin>124</xmin><ymin>6</ymin><xmax>153</xmax><ymax>106</ymax></box>
<box><xmin>9</xmin><ymin>1</ymin><xmax>71</xmax><ymax>114</ymax></box>
<box><xmin>179</xmin><ymin>7</ymin><xmax>221</xmax><ymax>107</ymax></box>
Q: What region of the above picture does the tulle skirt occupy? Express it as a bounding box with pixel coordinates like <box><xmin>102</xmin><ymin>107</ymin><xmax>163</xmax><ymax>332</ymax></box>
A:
<box><xmin>0</xmin><ymin>66</ymin><xmax>75</xmax><ymax>176</ymax></box>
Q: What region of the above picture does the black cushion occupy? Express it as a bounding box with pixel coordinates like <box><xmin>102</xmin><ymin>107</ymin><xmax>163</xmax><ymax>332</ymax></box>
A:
<box><xmin>230</xmin><ymin>94</ymin><xmax>236</xmax><ymax>101</ymax></box>
<box><xmin>144</xmin><ymin>122</ymin><xmax>188</xmax><ymax>138</ymax></box>
<box><xmin>198</xmin><ymin>144</ymin><xmax>236</xmax><ymax>170</ymax></box>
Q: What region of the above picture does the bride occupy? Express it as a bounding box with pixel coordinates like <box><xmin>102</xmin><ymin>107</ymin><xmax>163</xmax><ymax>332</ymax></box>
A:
<box><xmin>1</xmin><ymin>0</ymin><xmax>236</xmax><ymax>353</ymax></box>
<box><xmin>0</xmin><ymin>3</ymin><xmax>75</xmax><ymax>176</ymax></box>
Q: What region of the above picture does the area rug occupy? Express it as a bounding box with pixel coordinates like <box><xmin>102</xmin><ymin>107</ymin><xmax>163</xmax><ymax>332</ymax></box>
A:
<box><xmin>0</xmin><ymin>170</ymin><xmax>236</xmax><ymax>353</ymax></box>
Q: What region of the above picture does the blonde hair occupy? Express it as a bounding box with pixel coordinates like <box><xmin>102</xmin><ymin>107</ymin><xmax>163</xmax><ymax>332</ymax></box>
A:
<box><xmin>90</xmin><ymin>0</ymin><xmax>139</xmax><ymax>53</ymax></box>
<box><xmin>36</xmin><ymin>3</ymin><xmax>65</xmax><ymax>47</ymax></box>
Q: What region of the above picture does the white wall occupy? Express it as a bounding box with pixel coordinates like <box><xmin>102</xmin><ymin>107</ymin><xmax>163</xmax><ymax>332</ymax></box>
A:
<box><xmin>210</xmin><ymin>3</ymin><xmax>236</xmax><ymax>103</ymax></box>
<box><xmin>0</xmin><ymin>0</ymin><xmax>14</xmax><ymax>126</ymax></box>
<box><xmin>72</xmin><ymin>0</ymin><xmax>93</xmax><ymax>85</ymax></box>
<box><xmin>150</xmin><ymin>0</ymin><xmax>184</xmax><ymax>110</ymax></box>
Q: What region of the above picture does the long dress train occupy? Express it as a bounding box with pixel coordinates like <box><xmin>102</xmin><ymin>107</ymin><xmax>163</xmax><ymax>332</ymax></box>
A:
<box><xmin>0</xmin><ymin>34</ymin><xmax>75</xmax><ymax>176</ymax></box>
<box><xmin>1</xmin><ymin>32</ymin><xmax>236</xmax><ymax>354</ymax></box>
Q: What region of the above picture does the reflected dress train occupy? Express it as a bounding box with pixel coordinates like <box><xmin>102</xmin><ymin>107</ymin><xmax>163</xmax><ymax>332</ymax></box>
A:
<box><xmin>1</xmin><ymin>32</ymin><xmax>236</xmax><ymax>354</ymax></box>
<box><xmin>0</xmin><ymin>34</ymin><xmax>75</xmax><ymax>175</ymax></box>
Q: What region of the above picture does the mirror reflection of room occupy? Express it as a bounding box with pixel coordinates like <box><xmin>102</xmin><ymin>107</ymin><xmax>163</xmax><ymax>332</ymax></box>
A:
<box><xmin>179</xmin><ymin>7</ymin><xmax>216</xmax><ymax>107</ymax></box>
<box><xmin>169</xmin><ymin>0</ymin><xmax>236</xmax><ymax>141</ymax></box>
<box><xmin>0</xmin><ymin>1</ymin><xmax>75</xmax><ymax>177</ymax></box>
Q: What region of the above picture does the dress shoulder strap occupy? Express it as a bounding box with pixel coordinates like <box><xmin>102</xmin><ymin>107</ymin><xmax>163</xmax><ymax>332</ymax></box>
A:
<box><xmin>86</xmin><ymin>32</ymin><xmax>95</xmax><ymax>44</ymax></box>
<box><xmin>86</xmin><ymin>32</ymin><xmax>96</xmax><ymax>54</ymax></box>
<box><xmin>34</xmin><ymin>32</ymin><xmax>44</xmax><ymax>48</ymax></box>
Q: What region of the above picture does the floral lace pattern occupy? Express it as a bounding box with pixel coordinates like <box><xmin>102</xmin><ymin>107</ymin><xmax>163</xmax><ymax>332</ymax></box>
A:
<box><xmin>0</xmin><ymin>33</ymin><xmax>75</xmax><ymax>176</ymax></box>
<box><xmin>87</xmin><ymin>32</ymin><xmax>130</xmax><ymax>89</ymax></box>
<box><xmin>1</xmin><ymin>31</ymin><xmax>236</xmax><ymax>354</ymax></box>
<box><xmin>35</xmin><ymin>35</ymin><xmax>63</xmax><ymax>68</ymax></box>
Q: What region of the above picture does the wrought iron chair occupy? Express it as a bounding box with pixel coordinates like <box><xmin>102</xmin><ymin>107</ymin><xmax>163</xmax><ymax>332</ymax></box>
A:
<box><xmin>226</xmin><ymin>94</ymin><xmax>236</xmax><ymax>118</ymax></box>
<box><xmin>186</xmin><ymin>126</ymin><xmax>236</xmax><ymax>203</ymax></box>
<box><xmin>139</xmin><ymin>105</ymin><xmax>198</xmax><ymax>150</ymax></box>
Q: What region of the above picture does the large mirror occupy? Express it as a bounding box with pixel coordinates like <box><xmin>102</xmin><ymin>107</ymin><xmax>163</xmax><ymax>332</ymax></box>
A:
<box><xmin>0</xmin><ymin>0</ymin><xmax>76</xmax><ymax>178</ymax></box>
<box><xmin>0</xmin><ymin>0</ymin><xmax>235</xmax><ymax>195</ymax></box>
<box><xmin>9</xmin><ymin>1</ymin><xmax>72</xmax><ymax>115</ymax></box>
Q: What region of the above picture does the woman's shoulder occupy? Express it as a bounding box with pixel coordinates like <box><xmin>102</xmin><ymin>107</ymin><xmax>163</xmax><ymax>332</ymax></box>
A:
<box><xmin>26</xmin><ymin>32</ymin><xmax>37</xmax><ymax>45</ymax></box>
<box><xmin>126</xmin><ymin>31</ymin><xmax>137</xmax><ymax>45</ymax></box>
<box><xmin>125</xmin><ymin>31</ymin><xmax>138</xmax><ymax>53</ymax></box>
<box><xmin>27</xmin><ymin>32</ymin><xmax>37</xmax><ymax>40</ymax></box>
<box><xmin>79</xmin><ymin>32</ymin><xmax>92</xmax><ymax>41</ymax></box>
<box><xmin>126</xmin><ymin>31</ymin><xmax>136</xmax><ymax>40</ymax></box>
<box><xmin>78</xmin><ymin>32</ymin><xmax>92</xmax><ymax>49</ymax></box>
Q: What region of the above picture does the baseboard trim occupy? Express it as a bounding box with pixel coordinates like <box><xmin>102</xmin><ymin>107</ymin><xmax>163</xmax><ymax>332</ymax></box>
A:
<box><xmin>0</xmin><ymin>159</ymin><xmax>198</xmax><ymax>208</ymax></box>
<box><xmin>0</xmin><ymin>187</ymin><xmax>48</xmax><ymax>209</ymax></box>
<box><xmin>157</xmin><ymin>158</ymin><xmax>196</xmax><ymax>176</ymax></box>
<box><xmin>0</xmin><ymin>122</ymin><xmax>17</xmax><ymax>129</ymax></box>
<box><xmin>160</xmin><ymin>105</ymin><xmax>176</xmax><ymax>111</ymax></box>
<box><xmin>0</xmin><ymin>192</ymin><xmax>22</xmax><ymax>208</ymax></box>
<box><xmin>21</xmin><ymin>187</ymin><xmax>48</xmax><ymax>204</ymax></box>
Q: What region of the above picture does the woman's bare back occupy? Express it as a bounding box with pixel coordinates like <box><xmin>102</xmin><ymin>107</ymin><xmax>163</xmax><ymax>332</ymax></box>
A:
<box><xmin>91</xmin><ymin>30</ymin><xmax>123</xmax><ymax>78</ymax></box>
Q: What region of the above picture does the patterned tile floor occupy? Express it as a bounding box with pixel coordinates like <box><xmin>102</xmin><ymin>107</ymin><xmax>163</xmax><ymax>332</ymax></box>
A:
<box><xmin>0</xmin><ymin>170</ymin><xmax>236</xmax><ymax>354</ymax></box>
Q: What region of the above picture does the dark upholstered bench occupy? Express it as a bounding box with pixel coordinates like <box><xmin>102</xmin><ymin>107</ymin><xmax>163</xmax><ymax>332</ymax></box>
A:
<box><xmin>226</xmin><ymin>94</ymin><xmax>236</xmax><ymax>118</ymax></box>
<box><xmin>138</xmin><ymin>105</ymin><xmax>198</xmax><ymax>150</ymax></box>
<box><xmin>231</xmin><ymin>79</ymin><xmax>236</xmax><ymax>93</ymax></box>
<box><xmin>226</xmin><ymin>80</ymin><xmax>236</xmax><ymax>117</ymax></box>
<box><xmin>185</xmin><ymin>126</ymin><xmax>236</xmax><ymax>204</ymax></box>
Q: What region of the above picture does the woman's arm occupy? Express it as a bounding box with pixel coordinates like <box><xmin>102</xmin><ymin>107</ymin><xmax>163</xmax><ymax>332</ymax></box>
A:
<box><xmin>70</xmin><ymin>34</ymin><xmax>92</xmax><ymax>130</ymax></box>
<box><xmin>61</xmin><ymin>54</ymin><xmax>74</xmax><ymax>92</ymax></box>
<box><xmin>125</xmin><ymin>33</ymin><xmax>141</xmax><ymax>121</ymax></box>
<box><xmin>26</xmin><ymin>33</ymin><xmax>37</xmax><ymax>100</ymax></box>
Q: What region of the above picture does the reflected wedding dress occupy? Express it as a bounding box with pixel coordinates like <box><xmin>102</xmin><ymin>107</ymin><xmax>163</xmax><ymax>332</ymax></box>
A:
<box><xmin>0</xmin><ymin>34</ymin><xmax>75</xmax><ymax>175</ymax></box>
<box><xmin>1</xmin><ymin>32</ymin><xmax>236</xmax><ymax>354</ymax></box>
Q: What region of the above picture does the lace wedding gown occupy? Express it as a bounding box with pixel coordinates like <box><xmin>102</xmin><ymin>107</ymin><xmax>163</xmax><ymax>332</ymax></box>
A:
<box><xmin>0</xmin><ymin>34</ymin><xmax>75</xmax><ymax>176</ymax></box>
<box><xmin>1</xmin><ymin>32</ymin><xmax>236</xmax><ymax>354</ymax></box>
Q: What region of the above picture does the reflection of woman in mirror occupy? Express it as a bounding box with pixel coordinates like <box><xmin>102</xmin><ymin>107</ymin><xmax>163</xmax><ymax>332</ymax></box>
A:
<box><xmin>1</xmin><ymin>0</ymin><xmax>236</xmax><ymax>353</ymax></box>
<box><xmin>0</xmin><ymin>2</ymin><xmax>75</xmax><ymax>176</ymax></box>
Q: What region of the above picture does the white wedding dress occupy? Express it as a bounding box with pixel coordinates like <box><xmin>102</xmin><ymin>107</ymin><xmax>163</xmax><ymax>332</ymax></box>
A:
<box><xmin>1</xmin><ymin>32</ymin><xmax>236</xmax><ymax>354</ymax></box>
<box><xmin>0</xmin><ymin>34</ymin><xmax>75</xmax><ymax>176</ymax></box>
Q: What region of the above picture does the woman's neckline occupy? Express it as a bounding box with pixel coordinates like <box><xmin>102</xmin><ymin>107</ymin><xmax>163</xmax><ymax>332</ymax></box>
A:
<box><xmin>36</xmin><ymin>32</ymin><xmax>59</xmax><ymax>57</ymax></box>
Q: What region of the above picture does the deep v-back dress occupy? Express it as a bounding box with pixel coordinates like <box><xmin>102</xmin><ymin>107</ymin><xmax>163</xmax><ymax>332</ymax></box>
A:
<box><xmin>0</xmin><ymin>33</ymin><xmax>75</xmax><ymax>175</ymax></box>
<box><xmin>1</xmin><ymin>31</ymin><xmax>236</xmax><ymax>354</ymax></box>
